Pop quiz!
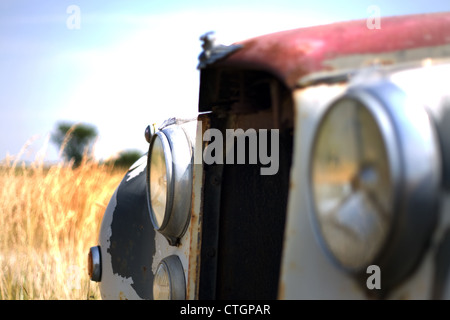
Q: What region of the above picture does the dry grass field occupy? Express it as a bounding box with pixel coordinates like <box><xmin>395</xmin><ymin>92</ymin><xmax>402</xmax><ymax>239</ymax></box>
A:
<box><xmin>0</xmin><ymin>143</ymin><xmax>126</xmax><ymax>299</ymax></box>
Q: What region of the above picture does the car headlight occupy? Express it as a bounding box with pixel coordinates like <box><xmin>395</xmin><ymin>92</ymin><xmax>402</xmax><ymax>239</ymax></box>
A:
<box><xmin>147</xmin><ymin>124</ymin><xmax>193</xmax><ymax>245</ymax></box>
<box><xmin>309</xmin><ymin>81</ymin><xmax>441</xmax><ymax>290</ymax></box>
<box><xmin>311</xmin><ymin>96</ymin><xmax>392</xmax><ymax>270</ymax></box>
<box><xmin>153</xmin><ymin>255</ymin><xmax>186</xmax><ymax>300</ymax></box>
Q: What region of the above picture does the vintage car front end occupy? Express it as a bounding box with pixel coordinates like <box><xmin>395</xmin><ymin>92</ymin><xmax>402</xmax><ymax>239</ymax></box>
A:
<box><xmin>88</xmin><ymin>12</ymin><xmax>450</xmax><ymax>299</ymax></box>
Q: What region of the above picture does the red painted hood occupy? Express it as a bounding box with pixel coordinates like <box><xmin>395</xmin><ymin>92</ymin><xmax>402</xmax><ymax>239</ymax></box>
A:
<box><xmin>215</xmin><ymin>12</ymin><xmax>450</xmax><ymax>88</ymax></box>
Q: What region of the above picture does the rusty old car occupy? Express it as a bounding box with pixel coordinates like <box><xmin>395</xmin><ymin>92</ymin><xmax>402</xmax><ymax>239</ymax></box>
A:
<box><xmin>88</xmin><ymin>11</ymin><xmax>450</xmax><ymax>300</ymax></box>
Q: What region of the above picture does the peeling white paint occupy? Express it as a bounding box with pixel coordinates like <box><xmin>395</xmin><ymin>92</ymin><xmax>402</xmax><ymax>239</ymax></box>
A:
<box><xmin>126</xmin><ymin>155</ymin><xmax>147</xmax><ymax>182</ymax></box>
<box><xmin>98</xmin><ymin>187</ymin><xmax>142</xmax><ymax>300</ymax></box>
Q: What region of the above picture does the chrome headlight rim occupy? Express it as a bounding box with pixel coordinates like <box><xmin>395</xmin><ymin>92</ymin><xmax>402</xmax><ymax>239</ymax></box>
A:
<box><xmin>147</xmin><ymin>131</ymin><xmax>174</xmax><ymax>231</ymax></box>
<box><xmin>146</xmin><ymin>125</ymin><xmax>193</xmax><ymax>246</ymax></box>
<box><xmin>153</xmin><ymin>255</ymin><xmax>186</xmax><ymax>300</ymax></box>
<box><xmin>308</xmin><ymin>81</ymin><xmax>441</xmax><ymax>290</ymax></box>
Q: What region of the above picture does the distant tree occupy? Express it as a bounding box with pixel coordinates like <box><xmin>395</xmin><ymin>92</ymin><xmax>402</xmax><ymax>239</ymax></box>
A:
<box><xmin>109</xmin><ymin>150</ymin><xmax>143</xmax><ymax>169</ymax></box>
<box><xmin>51</xmin><ymin>122</ymin><xmax>98</xmax><ymax>167</ymax></box>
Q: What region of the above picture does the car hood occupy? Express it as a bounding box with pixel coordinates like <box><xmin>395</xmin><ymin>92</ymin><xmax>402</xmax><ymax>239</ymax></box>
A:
<box><xmin>210</xmin><ymin>12</ymin><xmax>450</xmax><ymax>88</ymax></box>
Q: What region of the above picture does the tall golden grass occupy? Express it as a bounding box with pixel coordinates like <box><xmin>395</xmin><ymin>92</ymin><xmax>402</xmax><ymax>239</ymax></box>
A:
<box><xmin>0</xmin><ymin>138</ymin><xmax>126</xmax><ymax>299</ymax></box>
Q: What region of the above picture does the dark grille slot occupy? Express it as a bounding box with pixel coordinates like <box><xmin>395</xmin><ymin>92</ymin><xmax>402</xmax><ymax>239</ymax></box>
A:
<box><xmin>215</xmin><ymin>130</ymin><xmax>292</xmax><ymax>299</ymax></box>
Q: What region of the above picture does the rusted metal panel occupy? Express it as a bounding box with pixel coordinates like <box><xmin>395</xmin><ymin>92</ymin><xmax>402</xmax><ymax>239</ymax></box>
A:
<box><xmin>214</xmin><ymin>12</ymin><xmax>450</xmax><ymax>88</ymax></box>
<box><xmin>186</xmin><ymin>114</ymin><xmax>209</xmax><ymax>299</ymax></box>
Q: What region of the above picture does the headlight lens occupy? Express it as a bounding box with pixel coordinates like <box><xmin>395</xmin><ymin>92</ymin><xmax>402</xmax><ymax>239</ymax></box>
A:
<box><xmin>153</xmin><ymin>255</ymin><xmax>186</xmax><ymax>300</ymax></box>
<box><xmin>311</xmin><ymin>98</ymin><xmax>392</xmax><ymax>270</ymax></box>
<box><xmin>147</xmin><ymin>123</ymin><xmax>193</xmax><ymax>245</ymax></box>
<box><xmin>149</xmin><ymin>133</ymin><xmax>172</xmax><ymax>229</ymax></box>
<box><xmin>309</xmin><ymin>82</ymin><xmax>440</xmax><ymax>291</ymax></box>
<box><xmin>153</xmin><ymin>260</ymin><xmax>171</xmax><ymax>299</ymax></box>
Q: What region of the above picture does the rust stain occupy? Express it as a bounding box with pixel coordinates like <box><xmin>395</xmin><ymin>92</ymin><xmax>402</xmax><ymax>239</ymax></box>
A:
<box><xmin>187</xmin><ymin>114</ymin><xmax>209</xmax><ymax>299</ymax></box>
<box><xmin>278</xmin><ymin>280</ymin><xmax>286</xmax><ymax>300</ymax></box>
<box><xmin>289</xmin><ymin>179</ymin><xmax>295</xmax><ymax>191</ymax></box>
<box><xmin>119</xmin><ymin>291</ymin><xmax>128</xmax><ymax>300</ymax></box>
<box><xmin>396</xmin><ymin>292</ymin><xmax>410</xmax><ymax>300</ymax></box>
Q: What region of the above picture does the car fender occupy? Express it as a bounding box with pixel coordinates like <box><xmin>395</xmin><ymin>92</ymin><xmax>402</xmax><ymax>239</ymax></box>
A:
<box><xmin>97</xmin><ymin>155</ymin><xmax>155</xmax><ymax>300</ymax></box>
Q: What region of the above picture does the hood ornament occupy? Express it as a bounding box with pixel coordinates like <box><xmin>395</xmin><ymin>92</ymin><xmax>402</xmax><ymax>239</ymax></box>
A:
<box><xmin>197</xmin><ymin>31</ymin><xmax>242</xmax><ymax>69</ymax></box>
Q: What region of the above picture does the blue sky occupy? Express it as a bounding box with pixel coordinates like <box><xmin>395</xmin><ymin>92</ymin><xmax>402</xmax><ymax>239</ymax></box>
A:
<box><xmin>1</xmin><ymin>1</ymin><xmax>449</xmax><ymax>163</ymax></box>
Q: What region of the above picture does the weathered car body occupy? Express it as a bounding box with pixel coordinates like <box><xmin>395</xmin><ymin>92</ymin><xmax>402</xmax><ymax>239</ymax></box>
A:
<box><xmin>88</xmin><ymin>12</ymin><xmax>450</xmax><ymax>299</ymax></box>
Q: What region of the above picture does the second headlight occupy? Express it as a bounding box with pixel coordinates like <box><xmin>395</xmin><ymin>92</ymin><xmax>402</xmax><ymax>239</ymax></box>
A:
<box><xmin>309</xmin><ymin>81</ymin><xmax>441</xmax><ymax>292</ymax></box>
<box><xmin>311</xmin><ymin>96</ymin><xmax>393</xmax><ymax>271</ymax></box>
<box><xmin>153</xmin><ymin>255</ymin><xmax>186</xmax><ymax>300</ymax></box>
